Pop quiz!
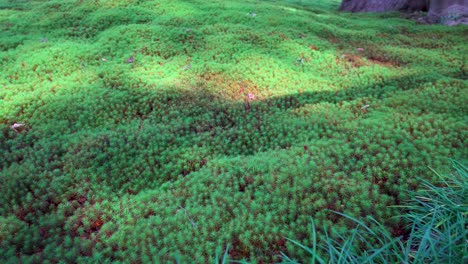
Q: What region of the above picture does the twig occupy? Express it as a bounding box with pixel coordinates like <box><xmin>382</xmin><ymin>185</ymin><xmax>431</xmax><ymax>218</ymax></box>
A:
<box><xmin>10</xmin><ymin>123</ymin><xmax>25</xmax><ymax>133</ymax></box>
<box><xmin>179</xmin><ymin>205</ymin><xmax>197</xmax><ymax>228</ymax></box>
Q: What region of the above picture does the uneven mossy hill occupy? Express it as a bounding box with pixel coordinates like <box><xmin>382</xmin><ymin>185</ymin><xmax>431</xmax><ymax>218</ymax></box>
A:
<box><xmin>0</xmin><ymin>0</ymin><xmax>467</xmax><ymax>262</ymax></box>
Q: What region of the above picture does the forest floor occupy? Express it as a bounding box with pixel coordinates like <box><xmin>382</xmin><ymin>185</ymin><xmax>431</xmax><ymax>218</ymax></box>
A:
<box><xmin>0</xmin><ymin>0</ymin><xmax>467</xmax><ymax>262</ymax></box>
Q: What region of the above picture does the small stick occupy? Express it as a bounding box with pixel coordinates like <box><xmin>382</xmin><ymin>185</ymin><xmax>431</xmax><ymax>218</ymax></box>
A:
<box><xmin>179</xmin><ymin>205</ymin><xmax>197</xmax><ymax>228</ymax></box>
<box><xmin>10</xmin><ymin>123</ymin><xmax>25</xmax><ymax>133</ymax></box>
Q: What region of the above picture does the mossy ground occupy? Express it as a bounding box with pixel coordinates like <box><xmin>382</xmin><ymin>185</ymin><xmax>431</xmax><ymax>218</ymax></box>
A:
<box><xmin>0</xmin><ymin>0</ymin><xmax>466</xmax><ymax>262</ymax></box>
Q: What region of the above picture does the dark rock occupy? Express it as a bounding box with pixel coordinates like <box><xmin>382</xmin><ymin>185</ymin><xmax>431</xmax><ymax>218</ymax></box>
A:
<box><xmin>339</xmin><ymin>0</ymin><xmax>428</xmax><ymax>13</ymax></box>
<box><xmin>339</xmin><ymin>0</ymin><xmax>468</xmax><ymax>26</ymax></box>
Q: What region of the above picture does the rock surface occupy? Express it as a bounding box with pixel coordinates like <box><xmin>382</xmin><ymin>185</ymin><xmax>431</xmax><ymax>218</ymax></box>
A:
<box><xmin>339</xmin><ymin>0</ymin><xmax>468</xmax><ymax>25</ymax></box>
<box><xmin>339</xmin><ymin>0</ymin><xmax>428</xmax><ymax>13</ymax></box>
<box><xmin>429</xmin><ymin>1</ymin><xmax>468</xmax><ymax>25</ymax></box>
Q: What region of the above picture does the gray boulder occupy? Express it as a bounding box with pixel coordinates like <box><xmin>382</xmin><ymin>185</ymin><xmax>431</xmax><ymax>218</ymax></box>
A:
<box><xmin>339</xmin><ymin>0</ymin><xmax>468</xmax><ymax>25</ymax></box>
<box><xmin>339</xmin><ymin>0</ymin><xmax>428</xmax><ymax>13</ymax></box>
<box><xmin>429</xmin><ymin>1</ymin><xmax>468</xmax><ymax>25</ymax></box>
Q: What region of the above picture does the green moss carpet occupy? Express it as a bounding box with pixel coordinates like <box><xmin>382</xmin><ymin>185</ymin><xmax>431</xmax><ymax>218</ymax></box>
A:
<box><xmin>0</xmin><ymin>0</ymin><xmax>466</xmax><ymax>262</ymax></box>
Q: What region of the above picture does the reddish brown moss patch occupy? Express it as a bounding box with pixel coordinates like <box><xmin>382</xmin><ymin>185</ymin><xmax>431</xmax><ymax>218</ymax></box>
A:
<box><xmin>198</xmin><ymin>72</ymin><xmax>261</xmax><ymax>102</ymax></box>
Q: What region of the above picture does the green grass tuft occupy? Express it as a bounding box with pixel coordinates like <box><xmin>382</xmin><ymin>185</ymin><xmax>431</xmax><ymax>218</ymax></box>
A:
<box><xmin>283</xmin><ymin>160</ymin><xmax>467</xmax><ymax>263</ymax></box>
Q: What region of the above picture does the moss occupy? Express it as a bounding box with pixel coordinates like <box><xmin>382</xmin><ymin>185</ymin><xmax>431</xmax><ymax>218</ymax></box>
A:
<box><xmin>0</xmin><ymin>0</ymin><xmax>466</xmax><ymax>262</ymax></box>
